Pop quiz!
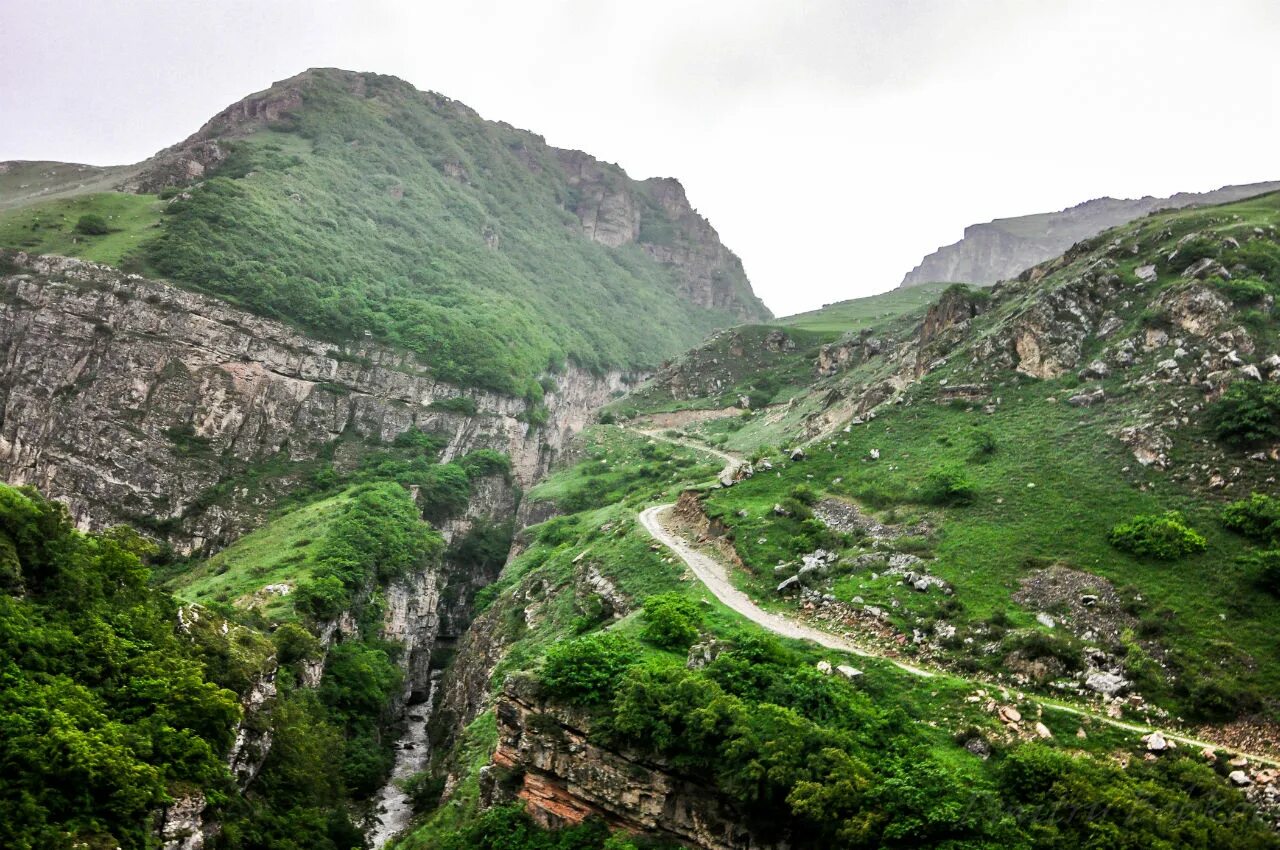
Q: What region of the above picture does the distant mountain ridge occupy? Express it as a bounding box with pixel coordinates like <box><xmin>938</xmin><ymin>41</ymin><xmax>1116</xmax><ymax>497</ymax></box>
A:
<box><xmin>898</xmin><ymin>180</ymin><xmax>1280</xmax><ymax>288</ymax></box>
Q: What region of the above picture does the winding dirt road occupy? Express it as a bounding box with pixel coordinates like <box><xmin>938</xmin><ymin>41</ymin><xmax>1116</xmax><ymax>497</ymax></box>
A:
<box><xmin>639</xmin><ymin>503</ymin><xmax>933</xmax><ymax>678</ymax></box>
<box><xmin>631</xmin><ymin>427</ymin><xmax>1280</xmax><ymax>766</ymax></box>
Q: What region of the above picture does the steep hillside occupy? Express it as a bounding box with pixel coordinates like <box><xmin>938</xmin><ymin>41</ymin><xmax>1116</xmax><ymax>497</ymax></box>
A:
<box><xmin>618</xmin><ymin>191</ymin><xmax>1280</xmax><ymax>729</ymax></box>
<box><xmin>0</xmin><ymin>252</ymin><xmax>622</xmax><ymax>553</ymax></box>
<box><xmin>0</xmin><ymin>68</ymin><xmax>769</xmax><ymax>395</ymax></box>
<box><xmin>900</xmin><ymin>180</ymin><xmax>1280</xmax><ymax>288</ymax></box>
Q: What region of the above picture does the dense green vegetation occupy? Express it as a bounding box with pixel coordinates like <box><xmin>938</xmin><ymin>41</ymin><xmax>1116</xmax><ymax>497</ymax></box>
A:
<box><xmin>209</xmin><ymin>479</ymin><xmax>442</xmax><ymax>850</ymax></box>
<box><xmin>1109</xmin><ymin>511</ymin><xmax>1207</xmax><ymax>559</ymax></box>
<box><xmin>0</xmin><ymin>69</ymin><xmax>765</xmax><ymax>396</ymax></box>
<box><xmin>429</xmin><ymin>805</ymin><xmax>676</xmax><ymax>850</ymax></box>
<box><xmin>0</xmin><ymin>485</ymin><xmax>242</xmax><ymax>850</ymax></box>
<box><xmin>401</xmin><ymin>418</ymin><xmax>1279</xmax><ymax>849</ymax></box>
<box><xmin>540</xmin><ymin>632</ymin><xmax>1276</xmax><ymax>848</ymax></box>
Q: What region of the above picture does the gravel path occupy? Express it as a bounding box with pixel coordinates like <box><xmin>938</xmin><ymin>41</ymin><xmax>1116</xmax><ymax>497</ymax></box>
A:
<box><xmin>639</xmin><ymin>503</ymin><xmax>933</xmax><ymax>678</ymax></box>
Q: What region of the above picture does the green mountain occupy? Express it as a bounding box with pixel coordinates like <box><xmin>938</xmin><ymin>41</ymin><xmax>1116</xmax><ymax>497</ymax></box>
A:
<box><xmin>4</xmin><ymin>70</ymin><xmax>1280</xmax><ymax>850</ymax></box>
<box><xmin>0</xmin><ymin>68</ymin><xmax>769</xmax><ymax>395</ymax></box>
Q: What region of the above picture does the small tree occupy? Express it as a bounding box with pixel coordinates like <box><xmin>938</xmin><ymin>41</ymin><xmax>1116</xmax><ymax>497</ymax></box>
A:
<box><xmin>1109</xmin><ymin>511</ymin><xmax>1206</xmax><ymax>559</ymax></box>
<box><xmin>918</xmin><ymin>463</ymin><xmax>976</xmax><ymax>506</ymax></box>
<box><xmin>541</xmin><ymin>632</ymin><xmax>636</xmax><ymax>703</ymax></box>
<box><xmin>1241</xmin><ymin>549</ymin><xmax>1280</xmax><ymax>596</ymax></box>
<box><xmin>641</xmin><ymin>592</ymin><xmax>703</xmax><ymax>649</ymax></box>
<box><xmin>1221</xmin><ymin>492</ymin><xmax>1280</xmax><ymax>544</ymax></box>
<box><xmin>1207</xmin><ymin>382</ymin><xmax>1280</xmax><ymax>447</ymax></box>
<box><xmin>74</xmin><ymin>213</ymin><xmax>110</xmax><ymax>235</ymax></box>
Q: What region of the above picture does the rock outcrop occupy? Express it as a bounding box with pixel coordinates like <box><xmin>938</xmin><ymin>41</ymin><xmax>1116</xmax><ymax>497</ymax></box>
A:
<box><xmin>0</xmin><ymin>252</ymin><xmax>624</xmax><ymax>552</ymax></box>
<box><xmin>485</xmin><ymin>676</ymin><xmax>781</xmax><ymax>850</ymax></box>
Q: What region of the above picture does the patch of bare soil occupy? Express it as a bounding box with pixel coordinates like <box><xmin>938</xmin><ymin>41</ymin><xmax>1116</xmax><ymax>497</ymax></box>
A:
<box><xmin>1012</xmin><ymin>564</ymin><xmax>1135</xmax><ymax>645</ymax></box>
<box><xmin>633</xmin><ymin>407</ymin><xmax>743</xmax><ymax>429</ymax></box>
<box><xmin>1196</xmin><ymin>719</ymin><xmax>1280</xmax><ymax>762</ymax></box>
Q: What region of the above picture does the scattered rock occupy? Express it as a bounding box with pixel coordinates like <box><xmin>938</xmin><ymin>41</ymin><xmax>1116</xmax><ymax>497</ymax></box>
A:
<box><xmin>1135</xmin><ymin>264</ymin><xmax>1158</xmax><ymax>284</ymax></box>
<box><xmin>816</xmin><ymin>660</ymin><xmax>833</xmax><ymax>675</ymax></box>
<box><xmin>965</xmin><ymin>737</ymin><xmax>991</xmax><ymax>758</ymax></box>
<box><xmin>1086</xmin><ymin>670</ymin><xmax>1131</xmax><ymax>696</ymax></box>
<box><xmin>1183</xmin><ymin>258</ymin><xmax>1231</xmax><ymax>280</ymax></box>
<box><xmin>1035</xmin><ymin>722</ymin><xmax>1053</xmax><ymax>739</ymax></box>
<box><xmin>1229</xmin><ymin>770</ymin><xmax>1253</xmax><ymax>787</ymax></box>
<box><xmin>1079</xmin><ymin>360</ymin><xmax>1110</xmax><ymax>379</ymax></box>
<box><xmin>776</xmin><ymin>575</ymin><xmax>801</xmax><ymax>594</ymax></box>
<box><xmin>998</xmin><ymin>705</ymin><xmax>1022</xmax><ymax>724</ymax></box>
<box><xmin>835</xmin><ymin>664</ymin><xmax>863</xmax><ymax>680</ymax></box>
<box><xmin>1066</xmin><ymin>388</ymin><xmax>1105</xmax><ymax>407</ymax></box>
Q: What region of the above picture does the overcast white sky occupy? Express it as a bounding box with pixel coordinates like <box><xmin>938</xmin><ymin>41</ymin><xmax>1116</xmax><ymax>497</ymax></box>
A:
<box><xmin>3</xmin><ymin>1</ymin><xmax>1278</xmax><ymax>315</ymax></box>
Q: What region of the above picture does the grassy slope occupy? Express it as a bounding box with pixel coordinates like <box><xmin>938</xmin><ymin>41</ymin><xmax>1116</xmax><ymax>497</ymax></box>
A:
<box><xmin>165</xmin><ymin>488</ymin><xmax>356</xmax><ymax>623</ymax></box>
<box><xmin>778</xmin><ymin>281</ymin><xmax>950</xmax><ymax>333</ymax></box>
<box><xmin>0</xmin><ymin>191</ymin><xmax>163</xmax><ymax>266</ymax></box>
<box><xmin>631</xmin><ymin>192</ymin><xmax>1280</xmax><ymax>723</ymax></box>
<box><xmin>401</xmin><ymin>421</ymin><xmax>1275</xmax><ymax>848</ymax></box>
<box><xmin>0</xmin><ymin>160</ymin><xmax>137</xmax><ymax>211</ymax></box>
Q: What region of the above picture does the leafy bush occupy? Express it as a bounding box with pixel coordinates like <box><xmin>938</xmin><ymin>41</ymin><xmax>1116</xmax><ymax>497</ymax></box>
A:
<box><xmin>641</xmin><ymin>592</ymin><xmax>703</xmax><ymax>649</ymax></box>
<box><xmin>432</xmin><ymin>805</ymin><xmax>669</xmax><ymax>850</ymax></box>
<box><xmin>429</xmin><ymin>395</ymin><xmax>478</xmax><ymax>416</ymax></box>
<box><xmin>1207</xmin><ymin>382</ymin><xmax>1280</xmax><ymax>447</ymax></box>
<box><xmin>459</xmin><ymin>449</ymin><xmax>511</xmax><ymax>480</ymax></box>
<box><xmin>1215</xmin><ymin>276</ymin><xmax>1274</xmax><ymax>304</ymax></box>
<box><xmin>917</xmin><ymin>463</ymin><xmax>976</xmax><ymax>505</ymax></box>
<box><xmin>73</xmin><ymin>213</ymin><xmax>110</xmax><ymax>235</ymax></box>
<box><xmin>1242</xmin><ymin>549</ymin><xmax>1280</xmax><ymax>595</ymax></box>
<box><xmin>789</xmin><ymin>483</ymin><xmax>818</xmax><ymax>506</ymax></box>
<box><xmin>969</xmin><ymin>428</ymin><xmax>997</xmax><ymax>461</ymax></box>
<box><xmin>1166</xmin><ymin>235</ymin><xmax>1220</xmax><ymax>271</ymax></box>
<box><xmin>540</xmin><ymin>632</ymin><xmax>638</xmax><ymax>704</ymax></box>
<box><xmin>1109</xmin><ymin>511</ymin><xmax>1207</xmax><ymax>559</ymax></box>
<box><xmin>1222</xmin><ymin>492</ymin><xmax>1280</xmax><ymax>544</ymax></box>
<box><xmin>1228</xmin><ymin>238</ymin><xmax>1280</xmax><ymax>282</ymax></box>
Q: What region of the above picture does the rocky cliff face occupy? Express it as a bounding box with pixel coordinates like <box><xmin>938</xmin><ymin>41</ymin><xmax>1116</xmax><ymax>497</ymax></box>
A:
<box><xmin>483</xmin><ymin>677</ymin><xmax>779</xmax><ymax>850</ymax></box>
<box><xmin>0</xmin><ymin>252</ymin><xmax>624</xmax><ymax>552</ymax></box>
<box><xmin>899</xmin><ymin>181</ymin><xmax>1280</xmax><ymax>288</ymax></box>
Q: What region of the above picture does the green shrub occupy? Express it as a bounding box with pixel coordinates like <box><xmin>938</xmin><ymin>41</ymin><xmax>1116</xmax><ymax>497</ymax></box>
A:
<box><xmin>540</xmin><ymin>632</ymin><xmax>637</xmax><ymax>704</ymax></box>
<box><xmin>73</xmin><ymin>213</ymin><xmax>110</xmax><ymax>235</ymax></box>
<box><xmin>1165</xmin><ymin>235</ymin><xmax>1220</xmax><ymax>271</ymax></box>
<box><xmin>459</xmin><ymin>449</ymin><xmax>511</xmax><ymax>480</ymax></box>
<box><xmin>968</xmin><ymin>428</ymin><xmax>997</xmax><ymax>461</ymax></box>
<box><xmin>1221</xmin><ymin>492</ymin><xmax>1280</xmax><ymax>544</ymax></box>
<box><xmin>429</xmin><ymin>395</ymin><xmax>478</xmax><ymax>416</ymax></box>
<box><xmin>1215</xmin><ymin>276</ymin><xmax>1274</xmax><ymax>304</ymax></box>
<box><xmin>917</xmin><ymin>463</ymin><xmax>976</xmax><ymax>505</ymax></box>
<box><xmin>789</xmin><ymin>483</ymin><xmax>818</xmax><ymax>506</ymax></box>
<box><xmin>1228</xmin><ymin>239</ymin><xmax>1280</xmax><ymax>282</ymax></box>
<box><xmin>1109</xmin><ymin>511</ymin><xmax>1206</xmax><ymax>559</ymax></box>
<box><xmin>273</xmin><ymin>621</ymin><xmax>321</xmax><ymax>664</ymax></box>
<box><xmin>1241</xmin><ymin>549</ymin><xmax>1280</xmax><ymax>595</ymax></box>
<box><xmin>641</xmin><ymin>592</ymin><xmax>703</xmax><ymax>649</ymax></box>
<box><xmin>1207</xmin><ymin>382</ymin><xmax>1280</xmax><ymax>447</ymax></box>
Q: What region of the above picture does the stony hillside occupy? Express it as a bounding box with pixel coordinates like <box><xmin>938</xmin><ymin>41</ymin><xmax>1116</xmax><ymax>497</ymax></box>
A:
<box><xmin>899</xmin><ymin>180</ymin><xmax>1280</xmax><ymax>288</ymax></box>
<box><xmin>0</xmin><ymin>68</ymin><xmax>769</xmax><ymax>395</ymax></box>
